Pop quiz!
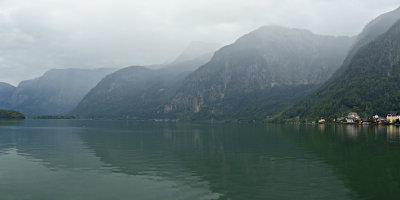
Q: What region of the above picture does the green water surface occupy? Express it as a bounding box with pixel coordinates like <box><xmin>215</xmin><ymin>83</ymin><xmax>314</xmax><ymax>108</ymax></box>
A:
<box><xmin>0</xmin><ymin>120</ymin><xmax>399</xmax><ymax>199</ymax></box>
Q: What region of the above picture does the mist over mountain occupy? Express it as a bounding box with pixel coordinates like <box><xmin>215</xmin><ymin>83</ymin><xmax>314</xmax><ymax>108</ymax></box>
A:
<box><xmin>72</xmin><ymin>50</ymin><xmax>214</xmax><ymax>119</ymax></box>
<box><xmin>0</xmin><ymin>82</ymin><xmax>16</xmax><ymax>109</ymax></box>
<box><xmin>146</xmin><ymin>41</ymin><xmax>221</xmax><ymax>71</ymax></box>
<box><xmin>3</xmin><ymin>2</ymin><xmax>400</xmax><ymax>200</ymax></box>
<box><xmin>172</xmin><ymin>42</ymin><xmax>222</xmax><ymax>64</ymax></box>
<box><xmin>72</xmin><ymin>25</ymin><xmax>355</xmax><ymax>120</ymax></box>
<box><xmin>4</xmin><ymin>5</ymin><xmax>399</xmax><ymax>121</ymax></box>
<box><xmin>352</xmin><ymin>7</ymin><xmax>400</xmax><ymax>56</ymax></box>
<box><xmin>282</xmin><ymin>18</ymin><xmax>400</xmax><ymax>120</ymax></box>
<box><xmin>163</xmin><ymin>26</ymin><xmax>355</xmax><ymax>120</ymax></box>
<box><xmin>10</xmin><ymin>68</ymin><xmax>114</xmax><ymax>116</ymax></box>
<box><xmin>330</xmin><ymin>6</ymin><xmax>400</xmax><ymax>78</ymax></box>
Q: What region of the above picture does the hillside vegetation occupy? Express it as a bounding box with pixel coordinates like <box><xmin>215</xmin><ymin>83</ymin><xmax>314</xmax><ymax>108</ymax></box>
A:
<box><xmin>282</xmin><ymin>19</ymin><xmax>400</xmax><ymax>120</ymax></box>
<box><xmin>0</xmin><ymin>109</ymin><xmax>25</xmax><ymax>119</ymax></box>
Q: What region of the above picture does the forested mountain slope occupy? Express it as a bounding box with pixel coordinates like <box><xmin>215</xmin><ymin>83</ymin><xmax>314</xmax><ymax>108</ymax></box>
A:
<box><xmin>282</xmin><ymin>19</ymin><xmax>400</xmax><ymax>120</ymax></box>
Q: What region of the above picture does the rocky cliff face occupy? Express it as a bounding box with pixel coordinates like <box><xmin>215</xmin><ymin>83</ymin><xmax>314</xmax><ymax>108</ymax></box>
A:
<box><xmin>165</xmin><ymin>26</ymin><xmax>354</xmax><ymax>120</ymax></box>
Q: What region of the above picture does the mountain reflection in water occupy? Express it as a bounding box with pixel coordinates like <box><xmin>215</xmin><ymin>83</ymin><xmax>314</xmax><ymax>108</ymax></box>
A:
<box><xmin>0</xmin><ymin>120</ymin><xmax>399</xmax><ymax>199</ymax></box>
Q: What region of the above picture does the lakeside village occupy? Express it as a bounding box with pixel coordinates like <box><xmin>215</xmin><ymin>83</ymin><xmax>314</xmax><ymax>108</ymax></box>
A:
<box><xmin>316</xmin><ymin>111</ymin><xmax>400</xmax><ymax>125</ymax></box>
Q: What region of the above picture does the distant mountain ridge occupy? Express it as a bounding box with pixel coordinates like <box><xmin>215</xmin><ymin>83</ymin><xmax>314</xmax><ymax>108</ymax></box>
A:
<box><xmin>163</xmin><ymin>26</ymin><xmax>355</xmax><ymax>120</ymax></box>
<box><xmin>8</xmin><ymin>8</ymin><xmax>400</xmax><ymax>121</ymax></box>
<box><xmin>6</xmin><ymin>68</ymin><xmax>115</xmax><ymax>116</ymax></box>
<box><xmin>0</xmin><ymin>82</ymin><xmax>16</xmax><ymax>109</ymax></box>
<box><xmin>147</xmin><ymin>41</ymin><xmax>221</xmax><ymax>71</ymax></box>
<box><xmin>71</xmin><ymin>49</ymin><xmax>215</xmax><ymax>119</ymax></box>
<box><xmin>172</xmin><ymin>41</ymin><xmax>222</xmax><ymax>64</ymax></box>
<box><xmin>72</xmin><ymin>25</ymin><xmax>355</xmax><ymax>120</ymax></box>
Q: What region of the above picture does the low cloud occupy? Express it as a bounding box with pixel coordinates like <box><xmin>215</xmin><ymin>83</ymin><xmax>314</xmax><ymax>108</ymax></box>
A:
<box><xmin>0</xmin><ymin>0</ymin><xmax>398</xmax><ymax>85</ymax></box>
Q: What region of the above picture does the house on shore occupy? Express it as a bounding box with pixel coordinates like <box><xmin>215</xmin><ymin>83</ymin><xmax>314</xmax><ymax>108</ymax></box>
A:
<box><xmin>373</xmin><ymin>114</ymin><xmax>387</xmax><ymax>124</ymax></box>
<box><xmin>360</xmin><ymin>118</ymin><xmax>370</xmax><ymax>125</ymax></box>
<box><xmin>335</xmin><ymin>117</ymin><xmax>345</xmax><ymax>123</ymax></box>
<box><xmin>346</xmin><ymin>118</ymin><xmax>355</xmax><ymax>123</ymax></box>
<box><xmin>348</xmin><ymin>112</ymin><xmax>360</xmax><ymax>120</ymax></box>
<box><xmin>373</xmin><ymin>114</ymin><xmax>379</xmax><ymax>122</ymax></box>
<box><xmin>387</xmin><ymin>111</ymin><xmax>400</xmax><ymax>123</ymax></box>
<box><xmin>346</xmin><ymin>112</ymin><xmax>360</xmax><ymax>124</ymax></box>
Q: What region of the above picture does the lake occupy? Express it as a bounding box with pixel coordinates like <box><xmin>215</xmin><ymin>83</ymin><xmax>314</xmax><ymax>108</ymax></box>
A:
<box><xmin>0</xmin><ymin>120</ymin><xmax>399</xmax><ymax>199</ymax></box>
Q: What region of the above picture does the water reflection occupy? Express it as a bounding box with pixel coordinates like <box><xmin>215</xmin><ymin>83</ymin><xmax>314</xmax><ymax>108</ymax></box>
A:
<box><xmin>290</xmin><ymin>125</ymin><xmax>400</xmax><ymax>199</ymax></box>
<box><xmin>0</xmin><ymin>120</ymin><xmax>25</xmax><ymax>127</ymax></box>
<box><xmin>0</xmin><ymin>120</ymin><xmax>220</xmax><ymax>199</ymax></box>
<box><xmin>344</xmin><ymin>125</ymin><xmax>361</xmax><ymax>138</ymax></box>
<box><xmin>386</xmin><ymin>126</ymin><xmax>400</xmax><ymax>141</ymax></box>
<box><xmin>1</xmin><ymin>120</ymin><xmax>400</xmax><ymax>199</ymax></box>
<box><xmin>78</xmin><ymin>123</ymin><xmax>353</xmax><ymax>199</ymax></box>
<box><xmin>318</xmin><ymin>124</ymin><xmax>326</xmax><ymax>131</ymax></box>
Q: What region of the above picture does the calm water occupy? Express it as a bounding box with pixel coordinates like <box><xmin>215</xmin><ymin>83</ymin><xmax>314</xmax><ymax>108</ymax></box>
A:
<box><xmin>0</xmin><ymin>120</ymin><xmax>400</xmax><ymax>199</ymax></box>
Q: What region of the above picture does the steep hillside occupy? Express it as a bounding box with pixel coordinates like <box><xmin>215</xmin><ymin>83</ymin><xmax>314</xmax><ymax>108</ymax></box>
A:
<box><xmin>11</xmin><ymin>68</ymin><xmax>114</xmax><ymax>116</ymax></box>
<box><xmin>0</xmin><ymin>82</ymin><xmax>16</xmax><ymax>109</ymax></box>
<box><xmin>164</xmin><ymin>26</ymin><xmax>354</xmax><ymax>120</ymax></box>
<box><xmin>72</xmin><ymin>54</ymin><xmax>212</xmax><ymax>119</ymax></box>
<box><xmin>351</xmin><ymin>6</ymin><xmax>400</xmax><ymax>57</ymax></box>
<box><xmin>282</xmin><ymin>19</ymin><xmax>400</xmax><ymax>120</ymax></box>
<box><xmin>332</xmin><ymin>6</ymin><xmax>400</xmax><ymax>77</ymax></box>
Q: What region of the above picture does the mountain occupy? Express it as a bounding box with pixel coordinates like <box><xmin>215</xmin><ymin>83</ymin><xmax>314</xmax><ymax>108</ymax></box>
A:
<box><xmin>332</xmin><ymin>6</ymin><xmax>400</xmax><ymax>77</ymax></box>
<box><xmin>10</xmin><ymin>68</ymin><xmax>114</xmax><ymax>116</ymax></box>
<box><xmin>281</xmin><ymin>19</ymin><xmax>400</xmax><ymax>120</ymax></box>
<box><xmin>281</xmin><ymin>7</ymin><xmax>400</xmax><ymax>120</ymax></box>
<box><xmin>72</xmin><ymin>53</ymin><xmax>214</xmax><ymax>119</ymax></box>
<box><xmin>0</xmin><ymin>109</ymin><xmax>25</xmax><ymax>119</ymax></box>
<box><xmin>163</xmin><ymin>26</ymin><xmax>355</xmax><ymax>120</ymax></box>
<box><xmin>147</xmin><ymin>41</ymin><xmax>221</xmax><ymax>71</ymax></box>
<box><xmin>0</xmin><ymin>82</ymin><xmax>16</xmax><ymax>109</ymax></box>
<box><xmin>351</xmin><ymin>6</ymin><xmax>400</xmax><ymax>57</ymax></box>
<box><xmin>172</xmin><ymin>41</ymin><xmax>222</xmax><ymax>64</ymax></box>
<box><xmin>156</xmin><ymin>50</ymin><xmax>217</xmax><ymax>74</ymax></box>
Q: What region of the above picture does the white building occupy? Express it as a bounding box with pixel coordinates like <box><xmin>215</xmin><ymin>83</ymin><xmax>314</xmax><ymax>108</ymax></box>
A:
<box><xmin>347</xmin><ymin>112</ymin><xmax>360</xmax><ymax>119</ymax></box>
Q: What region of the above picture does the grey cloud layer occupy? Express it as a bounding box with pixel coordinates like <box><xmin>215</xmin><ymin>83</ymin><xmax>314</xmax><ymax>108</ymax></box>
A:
<box><xmin>0</xmin><ymin>0</ymin><xmax>399</xmax><ymax>85</ymax></box>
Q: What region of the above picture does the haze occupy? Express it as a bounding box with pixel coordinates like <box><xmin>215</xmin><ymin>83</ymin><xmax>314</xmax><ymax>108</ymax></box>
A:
<box><xmin>0</xmin><ymin>0</ymin><xmax>398</xmax><ymax>85</ymax></box>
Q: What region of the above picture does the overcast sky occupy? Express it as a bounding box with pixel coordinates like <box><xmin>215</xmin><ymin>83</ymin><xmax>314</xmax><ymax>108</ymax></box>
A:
<box><xmin>0</xmin><ymin>0</ymin><xmax>399</xmax><ymax>85</ymax></box>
